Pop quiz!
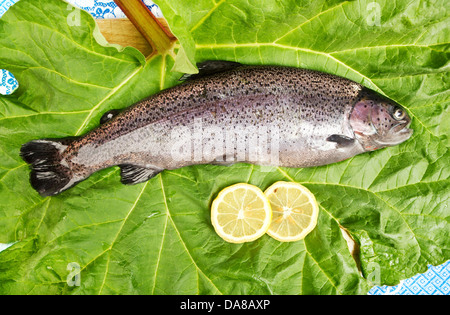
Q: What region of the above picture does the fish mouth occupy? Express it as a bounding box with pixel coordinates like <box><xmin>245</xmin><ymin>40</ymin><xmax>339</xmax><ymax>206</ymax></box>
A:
<box><xmin>391</xmin><ymin>120</ymin><xmax>411</xmax><ymax>133</ymax></box>
<box><xmin>374</xmin><ymin>122</ymin><xmax>413</xmax><ymax>146</ymax></box>
<box><xmin>396</xmin><ymin>126</ymin><xmax>413</xmax><ymax>142</ymax></box>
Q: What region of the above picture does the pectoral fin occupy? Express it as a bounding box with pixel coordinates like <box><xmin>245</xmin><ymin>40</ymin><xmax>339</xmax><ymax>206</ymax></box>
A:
<box><xmin>326</xmin><ymin>134</ymin><xmax>355</xmax><ymax>147</ymax></box>
<box><xmin>119</xmin><ymin>164</ymin><xmax>162</xmax><ymax>185</ymax></box>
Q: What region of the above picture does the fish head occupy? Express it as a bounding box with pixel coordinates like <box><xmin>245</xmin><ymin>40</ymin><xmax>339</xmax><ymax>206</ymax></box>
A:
<box><xmin>349</xmin><ymin>89</ymin><xmax>412</xmax><ymax>151</ymax></box>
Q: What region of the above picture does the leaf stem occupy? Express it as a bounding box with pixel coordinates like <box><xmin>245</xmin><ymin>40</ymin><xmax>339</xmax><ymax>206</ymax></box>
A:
<box><xmin>113</xmin><ymin>0</ymin><xmax>176</xmax><ymax>55</ymax></box>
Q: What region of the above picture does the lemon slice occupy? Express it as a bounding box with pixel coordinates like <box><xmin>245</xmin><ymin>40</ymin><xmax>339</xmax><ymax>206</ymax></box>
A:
<box><xmin>211</xmin><ymin>183</ymin><xmax>272</xmax><ymax>243</ymax></box>
<box><xmin>264</xmin><ymin>181</ymin><xmax>319</xmax><ymax>242</ymax></box>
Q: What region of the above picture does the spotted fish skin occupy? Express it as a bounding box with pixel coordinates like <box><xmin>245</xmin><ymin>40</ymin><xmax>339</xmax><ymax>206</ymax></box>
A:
<box><xmin>20</xmin><ymin>63</ymin><xmax>412</xmax><ymax>196</ymax></box>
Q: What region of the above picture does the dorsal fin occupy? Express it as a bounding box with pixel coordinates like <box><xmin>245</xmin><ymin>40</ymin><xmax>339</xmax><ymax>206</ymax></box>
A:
<box><xmin>100</xmin><ymin>109</ymin><xmax>121</xmax><ymax>124</ymax></box>
<box><xmin>179</xmin><ymin>60</ymin><xmax>242</xmax><ymax>81</ymax></box>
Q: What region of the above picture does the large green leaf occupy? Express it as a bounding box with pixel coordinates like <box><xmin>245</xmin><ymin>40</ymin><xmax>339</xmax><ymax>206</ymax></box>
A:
<box><xmin>0</xmin><ymin>0</ymin><xmax>448</xmax><ymax>294</ymax></box>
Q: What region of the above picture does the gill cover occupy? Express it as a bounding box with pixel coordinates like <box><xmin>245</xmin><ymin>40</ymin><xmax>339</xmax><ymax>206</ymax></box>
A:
<box><xmin>350</xmin><ymin>89</ymin><xmax>412</xmax><ymax>151</ymax></box>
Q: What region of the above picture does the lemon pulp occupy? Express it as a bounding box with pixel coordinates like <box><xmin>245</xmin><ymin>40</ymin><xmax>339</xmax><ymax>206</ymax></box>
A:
<box><xmin>211</xmin><ymin>183</ymin><xmax>272</xmax><ymax>243</ymax></box>
<box><xmin>264</xmin><ymin>181</ymin><xmax>319</xmax><ymax>242</ymax></box>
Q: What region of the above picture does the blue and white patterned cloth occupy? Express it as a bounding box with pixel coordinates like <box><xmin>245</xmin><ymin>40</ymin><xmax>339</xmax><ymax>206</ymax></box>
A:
<box><xmin>0</xmin><ymin>0</ymin><xmax>18</xmax><ymax>93</ymax></box>
<box><xmin>0</xmin><ymin>67</ymin><xmax>17</xmax><ymax>95</ymax></box>
<box><xmin>0</xmin><ymin>0</ymin><xmax>449</xmax><ymax>295</ymax></box>
<box><xmin>66</xmin><ymin>0</ymin><xmax>163</xmax><ymax>19</ymax></box>
<box><xmin>370</xmin><ymin>263</ymin><xmax>450</xmax><ymax>295</ymax></box>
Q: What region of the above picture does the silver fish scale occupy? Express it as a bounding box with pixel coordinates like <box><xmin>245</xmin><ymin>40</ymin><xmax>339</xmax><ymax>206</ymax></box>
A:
<box><xmin>86</xmin><ymin>66</ymin><xmax>360</xmax><ymax>139</ymax></box>
<box><xmin>21</xmin><ymin>64</ymin><xmax>412</xmax><ymax>196</ymax></box>
<box><xmin>68</xmin><ymin>66</ymin><xmax>364</xmax><ymax>174</ymax></box>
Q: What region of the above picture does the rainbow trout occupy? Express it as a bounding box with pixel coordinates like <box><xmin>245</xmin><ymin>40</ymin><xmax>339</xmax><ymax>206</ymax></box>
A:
<box><xmin>21</xmin><ymin>61</ymin><xmax>412</xmax><ymax>196</ymax></box>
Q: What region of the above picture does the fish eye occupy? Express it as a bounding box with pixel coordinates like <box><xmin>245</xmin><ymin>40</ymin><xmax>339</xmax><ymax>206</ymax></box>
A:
<box><xmin>393</xmin><ymin>107</ymin><xmax>406</xmax><ymax>120</ymax></box>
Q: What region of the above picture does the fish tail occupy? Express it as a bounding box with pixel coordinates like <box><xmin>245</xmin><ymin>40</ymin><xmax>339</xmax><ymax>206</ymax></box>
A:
<box><xmin>20</xmin><ymin>138</ymin><xmax>77</xmax><ymax>197</ymax></box>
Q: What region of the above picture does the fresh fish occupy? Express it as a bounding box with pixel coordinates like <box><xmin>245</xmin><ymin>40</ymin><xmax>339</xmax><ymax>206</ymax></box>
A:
<box><xmin>20</xmin><ymin>61</ymin><xmax>412</xmax><ymax>196</ymax></box>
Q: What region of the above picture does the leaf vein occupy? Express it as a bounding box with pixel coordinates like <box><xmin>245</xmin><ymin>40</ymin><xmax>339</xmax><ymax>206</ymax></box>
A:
<box><xmin>159</xmin><ymin>174</ymin><xmax>223</xmax><ymax>294</ymax></box>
